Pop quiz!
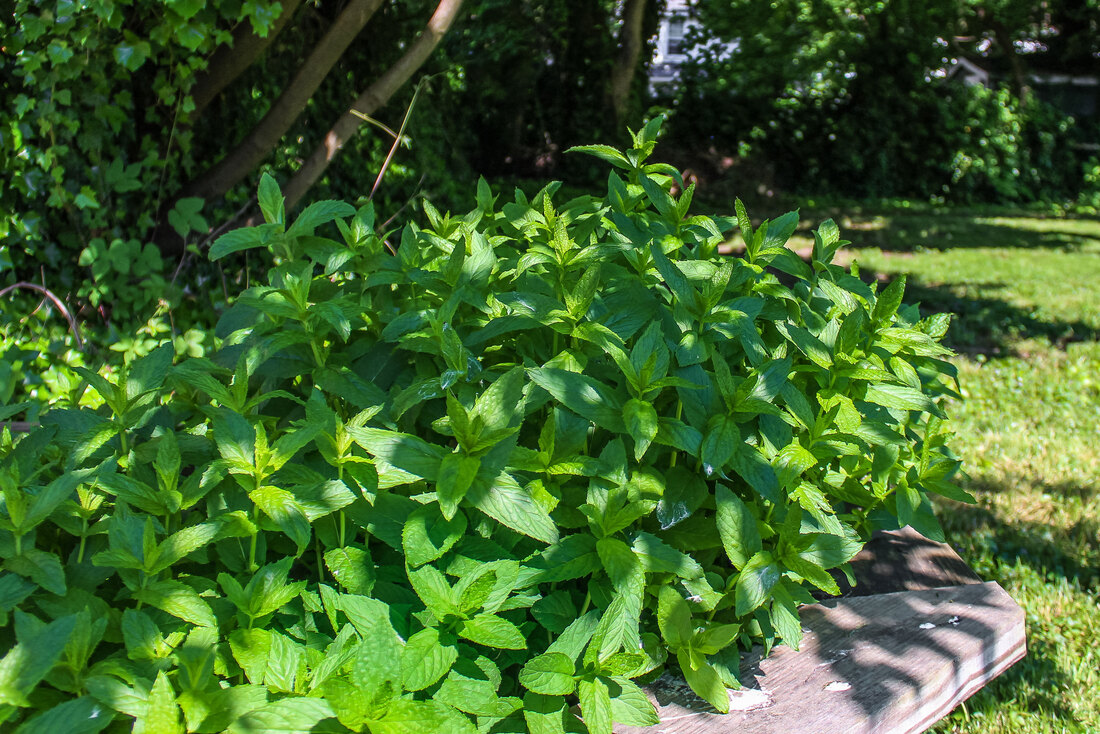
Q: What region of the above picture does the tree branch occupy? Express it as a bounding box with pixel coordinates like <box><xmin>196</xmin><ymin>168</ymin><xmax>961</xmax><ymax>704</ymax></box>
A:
<box><xmin>189</xmin><ymin>0</ymin><xmax>305</xmax><ymax>119</ymax></box>
<box><xmin>183</xmin><ymin>0</ymin><xmax>386</xmax><ymax>204</ymax></box>
<box><xmin>608</xmin><ymin>0</ymin><xmax>647</xmax><ymax>125</ymax></box>
<box><xmin>0</xmin><ymin>282</ymin><xmax>84</xmax><ymax>351</ymax></box>
<box><xmin>283</xmin><ymin>0</ymin><xmax>467</xmax><ymax>211</ymax></box>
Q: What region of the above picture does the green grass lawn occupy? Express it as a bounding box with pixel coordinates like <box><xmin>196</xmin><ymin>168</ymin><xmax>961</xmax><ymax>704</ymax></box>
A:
<box><xmin>815</xmin><ymin>209</ymin><xmax>1100</xmax><ymax>733</ymax></box>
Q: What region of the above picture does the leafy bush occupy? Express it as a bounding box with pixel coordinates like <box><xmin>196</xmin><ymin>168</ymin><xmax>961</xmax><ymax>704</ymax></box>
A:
<box><xmin>0</xmin><ymin>121</ymin><xmax>965</xmax><ymax>732</ymax></box>
<box><xmin>946</xmin><ymin>86</ymin><xmax>1082</xmax><ymax>204</ymax></box>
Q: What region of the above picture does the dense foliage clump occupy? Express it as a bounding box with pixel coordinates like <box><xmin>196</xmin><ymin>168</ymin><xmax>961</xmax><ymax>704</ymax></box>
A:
<box><xmin>0</xmin><ymin>123</ymin><xmax>967</xmax><ymax>732</ymax></box>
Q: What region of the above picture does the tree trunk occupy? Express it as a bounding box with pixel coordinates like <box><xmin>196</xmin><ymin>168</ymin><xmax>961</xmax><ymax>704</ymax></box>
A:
<box><xmin>282</xmin><ymin>0</ymin><xmax>467</xmax><ymax>211</ymax></box>
<box><xmin>182</xmin><ymin>0</ymin><xmax>386</xmax><ymax>204</ymax></box>
<box><xmin>189</xmin><ymin>0</ymin><xmax>304</xmax><ymax>119</ymax></box>
<box><xmin>991</xmin><ymin>19</ymin><xmax>1030</xmax><ymax>105</ymax></box>
<box><xmin>607</xmin><ymin>0</ymin><xmax>647</xmax><ymax>126</ymax></box>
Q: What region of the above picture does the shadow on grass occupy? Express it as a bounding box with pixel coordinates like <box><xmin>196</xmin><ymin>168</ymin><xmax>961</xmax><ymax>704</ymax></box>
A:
<box><xmin>928</xmin><ymin>481</ymin><xmax>1100</xmax><ymax>728</ymax></box>
<box><xmin>942</xmin><ymin>483</ymin><xmax>1100</xmax><ymax>593</ymax></box>
<box><xmin>824</xmin><ymin>213</ymin><xmax>1100</xmax><ymax>253</ymax></box>
<box><xmin>901</xmin><ymin>279</ymin><xmax>1100</xmax><ymax>357</ymax></box>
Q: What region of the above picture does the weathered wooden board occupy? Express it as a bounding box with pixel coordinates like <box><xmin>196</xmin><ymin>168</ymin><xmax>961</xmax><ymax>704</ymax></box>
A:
<box><xmin>618</xmin><ymin>530</ymin><xmax>1026</xmax><ymax>734</ymax></box>
<box><xmin>842</xmin><ymin>527</ymin><xmax>982</xmax><ymax>597</ymax></box>
<box><xmin>618</xmin><ymin>582</ymin><xmax>1025</xmax><ymax>734</ymax></box>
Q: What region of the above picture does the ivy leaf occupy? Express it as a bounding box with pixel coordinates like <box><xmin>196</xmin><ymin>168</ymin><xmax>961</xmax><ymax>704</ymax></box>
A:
<box><xmin>114</xmin><ymin>40</ymin><xmax>151</xmax><ymax>71</ymax></box>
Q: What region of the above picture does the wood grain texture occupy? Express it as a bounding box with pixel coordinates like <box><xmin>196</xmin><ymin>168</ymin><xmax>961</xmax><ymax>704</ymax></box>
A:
<box><xmin>619</xmin><ymin>581</ymin><xmax>1026</xmax><ymax>734</ymax></box>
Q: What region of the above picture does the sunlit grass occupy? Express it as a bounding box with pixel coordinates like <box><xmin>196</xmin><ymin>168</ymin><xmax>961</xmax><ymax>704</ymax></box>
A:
<box><xmin>827</xmin><ymin>210</ymin><xmax>1100</xmax><ymax>734</ymax></box>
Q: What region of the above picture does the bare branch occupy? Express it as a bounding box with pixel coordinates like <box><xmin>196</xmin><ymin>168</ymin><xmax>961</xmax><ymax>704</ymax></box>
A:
<box><xmin>190</xmin><ymin>0</ymin><xmax>305</xmax><ymax>119</ymax></box>
<box><xmin>184</xmin><ymin>0</ymin><xmax>387</xmax><ymax>203</ymax></box>
<box><xmin>0</xmin><ymin>282</ymin><xmax>84</xmax><ymax>351</ymax></box>
<box><xmin>283</xmin><ymin>0</ymin><xmax>467</xmax><ymax>211</ymax></box>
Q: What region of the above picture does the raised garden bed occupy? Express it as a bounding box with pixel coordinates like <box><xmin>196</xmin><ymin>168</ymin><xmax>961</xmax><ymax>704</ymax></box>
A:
<box><xmin>621</xmin><ymin>528</ymin><xmax>1026</xmax><ymax>733</ymax></box>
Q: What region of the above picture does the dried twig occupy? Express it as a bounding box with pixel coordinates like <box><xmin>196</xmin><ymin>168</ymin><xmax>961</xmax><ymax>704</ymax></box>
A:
<box><xmin>0</xmin><ymin>282</ymin><xmax>84</xmax><ymax>351</ymax></box>
<box><xmin>368</xmin><ymin>78</ymin><xmax>424</xmax><ymax>203</ymax></box>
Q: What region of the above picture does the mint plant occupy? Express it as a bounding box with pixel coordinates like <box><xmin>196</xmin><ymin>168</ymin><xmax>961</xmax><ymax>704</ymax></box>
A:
<box><xmin>0</xmin><ymin>118</ymin><xmax>967</xmax><ymax>732</ymax></box>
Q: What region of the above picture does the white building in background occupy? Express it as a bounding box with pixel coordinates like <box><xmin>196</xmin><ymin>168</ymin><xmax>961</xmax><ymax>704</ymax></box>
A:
<box><xmin>650</xmin><ymin>0</ymin><xmax>695</xmax><ymax>91</ymax></box>
<box><xmin>649</xmin><ymin>0</ymin><xmax>736</xmax><ymax>93</ymax></box>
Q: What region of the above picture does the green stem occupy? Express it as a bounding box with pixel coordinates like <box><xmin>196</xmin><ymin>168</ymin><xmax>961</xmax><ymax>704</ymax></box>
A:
<box><xmin>316</xmin><ymin>535</ymin><xmax>326</xmax><ymax>584</ymax></box>
<box><xmin>77</xmin><ymin>517</ymin><xmax>88</xmax><ymax>564</ymax></box>
<box><xmin>579</xmin><ymin>588</ymin><xmax>592</xmax><ymax>616</ymax></box>
<box><xmin>119</xmin><ymin>428</ymin><xmax>129</xmax><ymax>457</ymax></box>
<box><xmin>247</xmin><ymin>530</ymin><xmax>257</xmax><ymax>576</ymax></box>
<box><xmin>13</xmin><ymin>533</ymin><xmax>21</xmax><ymax>556</ymax></box>
<box><xmin>669</xmin><ymin>399</ymin><xmax>683</xmax><ymax>468</ymax></box>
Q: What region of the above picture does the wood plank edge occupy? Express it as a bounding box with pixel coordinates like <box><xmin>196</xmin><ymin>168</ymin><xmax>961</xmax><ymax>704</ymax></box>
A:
<box><xmin>897</xmin><ymin>592</ymin><xmax>1028</xmax><ymax>734</ymax></box>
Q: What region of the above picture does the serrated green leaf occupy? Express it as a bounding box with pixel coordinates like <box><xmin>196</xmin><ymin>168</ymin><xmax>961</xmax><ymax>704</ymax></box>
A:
<box><xmin>403</xmin><ymin>504</ymin><xmax>466</xmax><ymax>567</ymax></box>
<box><xmin>519</xmin><ymin>653</ymin><xmax>575</xmax><ymax>695</ymax></box>
<box><xmin>622</xmin><ymin>398</ymin><xmax>659</xmax><ymax>460</ymax></box>
<box><xmin>135</xmin><ymin>671</ymin><xmax>182</xmax><ymax>734</ymax></box>
<box><xmin>677</xmin><ymin>652</ymin><xmax>729</xmax><ymax>713</ymax></box>
<box><xmin>323</xmin><ymin>546</ymin><xmax>375</xmax><ymax>595</ymax></box>
<box><xmin>5</xmin><ymin>549</ymin><xmax>66</xmax><ymax>595</ymax></box>
<box><xmin>733</xmin><ymin>551</ymin><xmax>781</xmax><ymax>617</ymax></box>
<box><xmin>466</xmin><ymin>471</ymin><xmax>558</xmax><ymax>544</ymax></box>
<box><xmin>657</xmin><ymin>586</ymin><xmax>692</xmax><ymax>649</ymax></box>
<box><xmin>577</xmin><ymin>677</ymin><xmax>613</xmax><ymax>734</ymax></box>
<box><xmin>873</xmin><ymin>275</ymin><xmax>906</xmax><ymax>323</ymax></box>
<box><xmin>347</xmin><ymin>427</ymin><xmax>444</xmax><ymax>481</ymax></box>
<box><xmin>528</xmin><ymin>367</ymin><xmax>624</xmax><ymax>432</ymax></box>
<box><xmin>401</xmin><ymin>627</ymin><xmax>458</xmax><ymax>691</ymax></box>
<box><xmin>227</xmin><ymin>696</ymin><xmax>335</xmax><ymax>734</ymax></box>
<box><xmin>14</xmin><ymin>696</ymin><xmax>112</xmax><ymax>734</ymax></box>
<box><xmin>715</xmin><ymin>484</ymin><xmax>762</xmax><ymax>570</ymax></box>
<box><xmin>460</xmin><ymin>612</ymin><xmax>526</xmax><ymax>650</ymax></box>
<box><xmin>134</xmin><ymin>579</ymin><xmax>216</xmax><ymax>627</ymax></box>
<box><xmin>0</xmin><ymin>613</ymin><xmax>75</xmax><ymax>706</ymax></box>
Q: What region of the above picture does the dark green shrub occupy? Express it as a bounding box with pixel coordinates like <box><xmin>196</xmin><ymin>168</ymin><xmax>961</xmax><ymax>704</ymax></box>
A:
<box><xmin>0</xmin><ymin>120</ymin><xmax>966</xmax><ymax>732</ymax></box>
